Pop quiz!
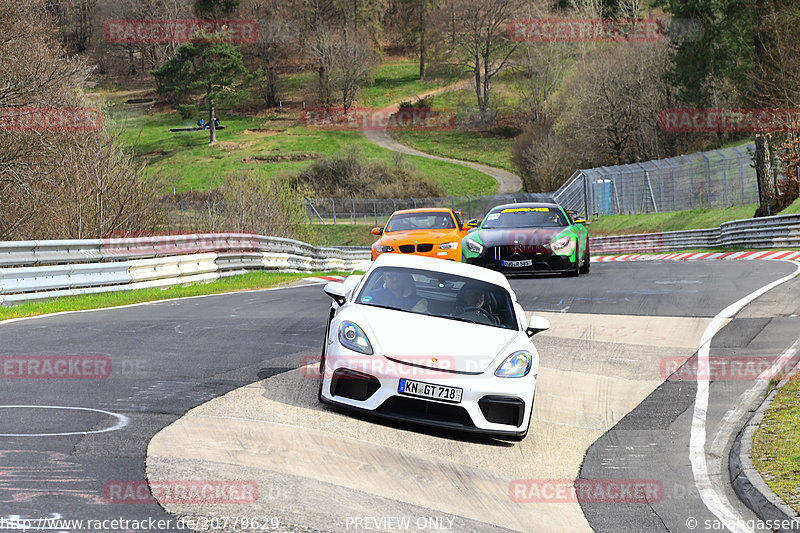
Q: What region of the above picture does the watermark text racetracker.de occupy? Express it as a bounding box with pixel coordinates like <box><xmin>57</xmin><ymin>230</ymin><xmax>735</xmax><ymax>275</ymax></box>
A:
<box><xmin>301</xmin><ymin>107</ymin><xmax>456</xmax><ymax>131</ymax></box>
<box><xmin>659</xmin><ymin>108</ymin><xmax>800</xmax><ymax>132</ymax></box>
<box><xmin>509</xmin><ymin>18</ymin><xmax>665</xmax><ymax>42</ymax></box>
<box><xmin>0</xmin><ymin>515</ymin><xmax>281</xmax><ymax>531</ymax></box>
<box><xmin>104</xmin><ymin>19</ymin><xmax>259</xmax><ymax>44</ymax></box>
<box><xmin>2</xmin><ymin>356</ymin><xmax>111</xmax><ymax>379</ymax></box>
<box><xmin>0</xmin><ymin>107</ymin><xmax>102</xmax><ymax>132</ymax></box>
<box><xmin>303</xmin><ymin>354</ymin><xmax>498</xmax><ymax>380</ymax></box>
<box><xmin>509</xmin><ymin>479</ymin><xmax>663</xmax><ymax>503</ymax></box>
<box><xmin>104</xmin><ymin>480</ymin><xmax>258</xmax><ymax>505</ymax></box>
<box><xmin>102</xmin><ymin>231</ymin><xmax>259</xmax><ymax>257</ymax></box>
<box><xmin>661</xmin><ymin>355</ymin><xmax>800</xmax><ymax>381</ymax></box>
<box><xmin>1</xmin><ymin>355</ymin><xmax>150</xmax><ymax>379</ymax></box>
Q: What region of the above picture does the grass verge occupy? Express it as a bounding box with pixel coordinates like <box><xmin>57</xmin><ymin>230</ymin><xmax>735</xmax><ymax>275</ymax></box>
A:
<box><xmin>0</xmin><ymin>271</ymin><xmax>347</xmax><ymax>322</ymax></box>
<box><xmin>309</xmin><ymin>224</ymin><xmax>376</xmax><ymax>247</ymax></box>
<box><xmin>751</xmin><ymin>372</ymin><xmax>800</xmax><ymax>513</ymax></box>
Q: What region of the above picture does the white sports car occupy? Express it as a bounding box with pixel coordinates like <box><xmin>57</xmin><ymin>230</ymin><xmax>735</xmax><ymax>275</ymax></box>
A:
<box><xmin>318</xmin><ymin>254</ymin><xmax>550</xmax><ymax>440</ymax></box>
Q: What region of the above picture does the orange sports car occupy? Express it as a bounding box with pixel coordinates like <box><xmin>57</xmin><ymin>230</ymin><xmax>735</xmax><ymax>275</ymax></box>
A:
<box><xmin>371</xmin><ymin>208</ymin><xmax>476</xmax><ymax>261</ymax></box>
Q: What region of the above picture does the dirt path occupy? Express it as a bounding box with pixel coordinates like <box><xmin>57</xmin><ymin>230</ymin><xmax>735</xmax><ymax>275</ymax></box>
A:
<box><xmin>363</xmin><ymin>80</ymin><xmax>523</xmax><ymax>194</ymax></box>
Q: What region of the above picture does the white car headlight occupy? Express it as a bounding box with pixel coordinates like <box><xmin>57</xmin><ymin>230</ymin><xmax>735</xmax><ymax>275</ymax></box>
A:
<box><xmin>465</xmin><ymin>239</ymin><xmax>484</xmax><ymax>254</ymax></box>
<box><xmin>338</xmin><ymin>321</ymin><xmax>373</xmax><ymax>355</ymax></box>
<box><xmin>374</xmin><ymin>245</ymin><xmax>393</xmax><ymax>253</ymax></box>
<box><xmin>550</xmin><ymin>236</ymin><xmax>571</xmax><ymax>251</ymax></box>
<box><xmin>495</xmin><ymin>350</ymin><xmax>533</xmax><ymax>378</ymax></box>
<box><xmin>439</xmin><ymin>242</ymin><xmax>458</xmax><ymax>250</ymax></box>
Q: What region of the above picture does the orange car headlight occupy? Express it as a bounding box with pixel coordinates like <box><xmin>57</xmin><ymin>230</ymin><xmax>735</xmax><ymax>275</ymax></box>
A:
<box><xmin>439</xmin><ymin>242</ymin><xmax>459</xmax><ymax>250</ymax></box>
<box><xmin>374</xmin><ymin>245</ymin><xmax>393</xmax><ymax>253</ymax></box>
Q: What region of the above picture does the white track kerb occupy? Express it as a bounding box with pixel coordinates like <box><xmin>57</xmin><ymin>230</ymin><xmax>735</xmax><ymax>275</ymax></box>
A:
<box><xmin>690</xmin><ymin>260</ymin><xmax>800</xmax><ymax>532</ymax></box>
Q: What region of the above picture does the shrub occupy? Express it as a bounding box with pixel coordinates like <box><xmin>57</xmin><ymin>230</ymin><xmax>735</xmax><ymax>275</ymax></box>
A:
<box><xmin>291</xmin><ymin>146</ymin><xmax>446</xmax><ymax>198</ymax></box>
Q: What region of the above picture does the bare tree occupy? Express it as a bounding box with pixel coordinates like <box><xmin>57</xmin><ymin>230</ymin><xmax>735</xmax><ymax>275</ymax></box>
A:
<box><xmin>334</xmin><ymin>27</ymin><xmax>378</xmax><ymax>112</ymax></box>
<box><xmin>110</xmin><ymin>0</ymin><xmax>192</xmax><ymax>75</ymax></box>
<box><xmin>550</xmin><ymin>42</ymin><xmax>674</xmax><ymax>166</ymax></box>
<box><xmin>241</xmin><ymin>0</ymin><xmax>297</xmax><ymax>107</ymax></box>
<box><xmin>55</xmin><ymin>0</ymin><xmax>98</xmax><ymax>54</ymax></box>
<box><xmin>447</xmin><ymin>0</ymin><xmax>519</xmax><ymax>125</ymax></box>
<box><xmin>0</xmin><ymin>0</ymin><xmax>163</xmax><ymax>239</ymax></box>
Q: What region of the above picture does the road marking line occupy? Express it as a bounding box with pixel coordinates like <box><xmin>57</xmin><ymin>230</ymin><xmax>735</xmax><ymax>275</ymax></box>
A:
<box><xmin>0</xmin><ymin>405</ymin><xmax>129</xmax><ymax>437</ymax></box>
<box><xmin>690</xmin><ymin>260</ymin><xmax>800</xmax><ymax>533</ymax></box>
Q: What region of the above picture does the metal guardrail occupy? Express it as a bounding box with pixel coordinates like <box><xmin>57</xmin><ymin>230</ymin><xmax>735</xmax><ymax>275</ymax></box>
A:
<box><xmin>0</xmin><ymin>233</ymin><xmax>371</xmax><ymax>306</ymax></box>
<box><xmin>590</xmin><ymin>213</ymin><xmax>800</xmax><ymax>254</ymax></box>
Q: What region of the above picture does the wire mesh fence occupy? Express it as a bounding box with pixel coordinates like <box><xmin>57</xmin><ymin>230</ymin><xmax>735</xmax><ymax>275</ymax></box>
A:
<box><xmin>305</xmin><ymin>143</ymin><xmax>761</xmax><ymax>224</ymax></box>
<box><xmin>555</xmin><ymin>144</ymin><xmax>759</xmax><ymax>217</ymax></box>
<box><xmin>305</xmin><ymin>193</ymin><xmax>557</xmax><ymax>225</ymax></box>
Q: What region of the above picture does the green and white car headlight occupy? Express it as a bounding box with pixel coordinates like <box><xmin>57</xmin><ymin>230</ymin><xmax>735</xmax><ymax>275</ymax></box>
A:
<box><xmin>550</xmin><ymin>236</ymin><xmax>571</xmax><ymax>251</ymax></box>
<box><xmin>465</xmin><ymin>238</ymin><xmax>484</xmax><ymax>254</ymax></box>
<box><xmin>495</xmin><ymin>350</ymin><xmax>533</xmax><ymax>378</ymax></box>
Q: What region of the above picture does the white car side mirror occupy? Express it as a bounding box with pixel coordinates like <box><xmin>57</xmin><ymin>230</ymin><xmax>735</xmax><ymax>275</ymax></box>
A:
<box><xmin>526</xmin><ymin>315</ymin><xmax>550</xmax><ymax>337</ymax></box>
<box><xmin>323</xmin><ymin>282</ymin><xmax>347</xmax><ymax>306</ymax></box>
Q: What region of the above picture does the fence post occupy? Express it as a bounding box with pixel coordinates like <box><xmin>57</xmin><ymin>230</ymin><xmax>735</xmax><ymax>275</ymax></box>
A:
<box><xmin>373</xmin><ymin>200</ymin><xmax>378</xmax><ymax>227</ymax></box>
<box><xmin>681</xmin><ymin>155</ymin><xmax>694</xmax><ymax>208</ymax></box>
<box><xmin>715</xmin><ymin>149</ymin><xmax>728</xmax><ymax>205</ymax></box>
<box><xmin>583</xmin><ymin>173</ymin><xmax>589</xmax><ymax>218</ymax></box>
<box><xmin>732</xmin><ymin>146</ymin><xmax>746</xmax><ymax>204</ymax></box>
<box><xmin>700</xmin><ymin>152</ymin><xmax>711</xmax><ymax>207</ymax></box>
<box><xmin>664</xmin><ymin>159</ymin><xmax>677</xmax><ymax>211</ymax></box>
<box><xmin>351</xmin><ymin>198</ymin><xmax>355</xmax><ymax>224</ymax></box>
<box><xmin>331</xmin><ymin>198</ymin><xmax>337</xmax><ymax>224</ymax></box>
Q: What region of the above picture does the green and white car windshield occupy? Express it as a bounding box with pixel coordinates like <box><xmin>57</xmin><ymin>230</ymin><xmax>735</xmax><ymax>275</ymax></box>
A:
<box><xmin>482</xmin><ymin>206</ymin><xmax>568</xmax><ymax>229</ymax></box>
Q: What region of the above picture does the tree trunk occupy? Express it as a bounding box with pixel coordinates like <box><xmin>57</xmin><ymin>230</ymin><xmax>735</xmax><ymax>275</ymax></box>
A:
<box><xmin>474</xmin><ymin>63</ymin><xmax>484</xmax><ymax>123</ymax></box>
<box><xmin>265</xmin><ymin>61</ymin><xmax>278</xmax><ymax>107</ymax></box>
<box><xmin>209</xmin><ymin>101</ymin><xmax>216</xmax><ymax>144</ymax></box>
<box><xmin>753</xmin><ymin>0</ymin><xmax>776</xmax><ymax>216</ymax></box>
<box><xmin>754</xmin><ymin>132</ymin><xmax>776</xmax><ymax>215</ymax></box>
<box><xmin>419</xmin><ymin>0</ymin><xmax>426</xmax><ymax>81</ymax></box>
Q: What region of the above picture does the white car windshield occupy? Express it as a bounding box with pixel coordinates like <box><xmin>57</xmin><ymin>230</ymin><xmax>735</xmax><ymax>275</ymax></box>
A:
<box><xmin>356</xmin><ymin>266</ymin><xmax>517</xmax><ymax>329</ymax></box>
<box><xmin>482</xmin><ymin>206</ymin><xmax>568</xmax><ymax>229</ymax></box>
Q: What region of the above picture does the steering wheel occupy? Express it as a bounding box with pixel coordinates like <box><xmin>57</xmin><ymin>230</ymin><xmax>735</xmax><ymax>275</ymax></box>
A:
<box><xmin>459</xmin><ymin>306</ymin><xmax>498</xmax><ymax>325</ymax></box>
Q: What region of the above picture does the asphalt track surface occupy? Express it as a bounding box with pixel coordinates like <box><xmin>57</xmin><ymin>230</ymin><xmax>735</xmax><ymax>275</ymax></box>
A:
<box><xmin>1</xmin><ymin>260</ymin><xmax>799</xmax><ymax>532</ymax></box>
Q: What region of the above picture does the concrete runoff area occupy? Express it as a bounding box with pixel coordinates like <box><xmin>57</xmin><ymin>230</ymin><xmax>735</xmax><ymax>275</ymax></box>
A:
<box><xmin>147</xmin><ymin>312</ymin><xmax>715</xmax><ymax>532</ymax></box>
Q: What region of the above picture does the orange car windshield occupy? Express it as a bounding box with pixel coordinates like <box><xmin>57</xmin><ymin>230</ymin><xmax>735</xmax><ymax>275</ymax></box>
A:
<box><xmin>385</xmin><ymin>212</ymin><xmax>455</xmax><ymax>232</ymax></box>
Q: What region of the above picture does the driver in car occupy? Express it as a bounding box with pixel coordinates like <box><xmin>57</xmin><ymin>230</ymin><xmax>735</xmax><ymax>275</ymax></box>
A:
<box><xmin>454</xmin><ymin>285</ymin><xmax>499</xmax><ymax>325</ymax></box>
<box><xmin>367</xmin><ymin>271</ymin><xmax>428</xmax><ymax>313</ymax></box>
